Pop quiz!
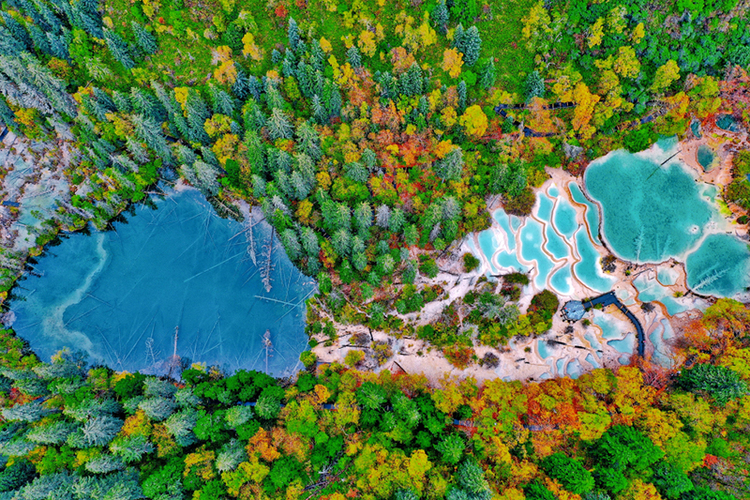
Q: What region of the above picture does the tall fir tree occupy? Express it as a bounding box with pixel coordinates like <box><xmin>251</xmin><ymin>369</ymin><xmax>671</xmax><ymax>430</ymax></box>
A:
<box><xmin>131</xmin><ymin>21</ymin><xmax>158</xmax><ymax>55</ymax></box>
<box><xmin>431</xmin><ymin>0</ymin><xmax>449</xmax><ymax>35</ymax></box>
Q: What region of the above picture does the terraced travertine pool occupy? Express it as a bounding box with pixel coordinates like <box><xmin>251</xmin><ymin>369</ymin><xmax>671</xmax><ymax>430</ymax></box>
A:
<box><xmin>468</xmin><ymin>138</ymin><xmax>750</xmax><ymax>378</ymax></box>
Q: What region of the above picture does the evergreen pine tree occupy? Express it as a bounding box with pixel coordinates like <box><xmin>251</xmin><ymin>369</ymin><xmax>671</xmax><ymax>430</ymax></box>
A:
<box><xmin>112</xmin><ymin>90</ymin><xmax>132</xmax><ymax>112</ymax></box>
<box><xmin>524</xmin><ymin>70</ymin><xmax>545</xmax><ymax>102</ymax></box>
<box><xmin>389</xmin><ymin>208</ymin><xmax>406</xmax><ymax>233</ymax></box>
<box><xmin>431</xmin><ymin>0</ymin><xmax>449</xmax><ymax>35</ymax></box>
<box><xmin>453</xmin><ymin>24</ymin><xmax>465</xmax><ymax>51</ymax></box>
<box><xmin>85</xmin><ymin>454</ymin><xmax>125</xmax><ymax>474</ymax></box>
<box><xmin>104</xmin><ymin>29</ymin><xmax>135</xmax><ymax>69</ymax></box>
<box><xmin>375</xmin><ymin>205</ymin><xmax>390</xmax><ymax>228</ymax></box>
<box><xmin>1</xmin><ymin>13</ymin><xmax>32</xmax><ymax>49</ymax></box>
<box><xmin>27</xmin><ymin>24</ymin><xmax>51</xmax><ymax>54</ymax></box>
<box><xmin>46</xmin><ymin>31</ymin><xmax>69</xmax><ymax>60</ymax></box>
<box><xmin>138</xmin><ymin>397</ymin><xmax>177</xmax><ymax>421</ymax></box>
<box><xmin>310</xmin><ymin>39</ymin><xmax>324</xmax><ymax>70</ymax></box>
<box><xmin>281</xmin><ymin>228</ymin><xmax>302</xmax><ymax>260</ymax></box>
<box><xmin>209</xmin><ymin>85</ymin><xmax>235</xmax><ymax>115</ymax></box>
<box><xmin>354</xmin><ymin>201</ymin><xmax>373</xmax><ymax>232</ymax></box>
<box><xmin>312</xmin><ymin>94</ymin><xmax>327</xmax><ymax>124</ymax></box>
<box><xmin>77</xmin><ymin>9</ymin><xmax>104</xmax><ymax>39</ymax></box>
<box><xmin>232</xmin><ymin>66</ymin><xmax>250</xmax><ymax>100</ymax></box>
<box><xmin>164</xmin><ymin>409</ymin><xmax>198</xmax><ymax>447</ymax></box>
<box><xmin>435</xmin><ymin>147</ymin><xmax>464</xmax><ymax>181</ymax></box>
<box><xmin>459</xmin><ymin>26</ymin><xmax>482</xmax><ymax>66</ymax></box>
<box><xmin>345</xmin><ymin>162</ymin><xmax>368</xmax><ymax>184</ymax></box>
<box><xmin>362</xmin><ymin>148</ymin><xmax>378</xmax><ymax>172</ymax></box>
<box><xmin>268</xmin><ymin>108</ymin><xmax>293</xmax><ymax>140</ymax></box>
<box><xmin>296</xmin><ymin>122</ymin><xmax>321</xmax><ymax>160</ymax></box>
<box><xmin>287</xmin><ymin>18</ymin><xmax>300</xmax><ymax>51</ymax></box>
<box><xmin>131</xmin><ymin>21</ymin><xmax>158</xmax><ymax>55</ymax></box>
<box><xmin>328</xmin><ymin>85</ymin><xmax>342</xmax><ymax>117</ymax></box>
<box><xmin>333</xmin><ymin>229</ymin><xmax>351</xmax><ymax>256</ymax></box>
<box><xmin>300</xmin><ymin>227</ymin><xmax>319</xmax><ymax>256</ymax></box>
<box><xmin>480</xmin><ymin>57</ymin><xmax>496</xmax><ymax>90</ymax></box>
<box><xmin>81</xmin><ymin>416</ymin><xmax>123</xmax><ymax>447</ymax></box>
<box><xmin>457</xmin><ymin>80</ymin><xmax>467</xmax><ymax>111</ymax></box>
<box><xmin>347</xmin><ymin>45</ymin><xmax>362</xmax><ymax>68</ymax></box>
<box><xmin>1</xmin><ymin>400</ymin><xmax>51</xmax><ymax>422</ymax></box>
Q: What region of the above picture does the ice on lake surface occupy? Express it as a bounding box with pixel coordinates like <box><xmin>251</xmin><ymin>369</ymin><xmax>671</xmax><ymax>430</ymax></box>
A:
<box><xmin>7</xmin><ymin>188</ymin><xmax>316</xmax><ymax>376</ymax></box>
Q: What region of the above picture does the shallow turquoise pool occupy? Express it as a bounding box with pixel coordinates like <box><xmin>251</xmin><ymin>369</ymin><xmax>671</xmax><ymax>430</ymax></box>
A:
<box><xmin>519</xmin><ymin>219</ymin><xmax>556</xmax><ymax>289</ymax></box>
<box><xmin>574</xmin><ymin>228</ymin><xmax>617</xmax><ymax>293</ymax></box>
<box><xmin>569</xmin><ymin>183</ymin><xmax>601</xmax><ymax>245</ymax></box>
<box><xmin>633</xmin><ymin>274</ymin><xmax>687</xmax><ymax>316</ymax></box>
<box><xmin>8</xmin><ymin>188</ymin><xmax>316</xmax><ymax>375</ymax></box>
<box><xmin>685</xmin><ymin>233</ymin><xmax>750</xmax><ymax>297</ymax></box>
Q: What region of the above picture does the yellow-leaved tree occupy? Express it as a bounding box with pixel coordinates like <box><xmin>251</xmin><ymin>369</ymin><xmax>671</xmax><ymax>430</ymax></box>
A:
<box><xmin>651</xmin><ymin>60</ymin><xmax>681</xmax><ymax>93</ymax></box>
<box><xmin>442</xmin><ymin>48</ymin><xmax>464</xmax><ymax>78</ymax></box>
<box><xmin>459</xmin><ymin>105</ymin><xmax>488</xmax><ymax>138</ymax></box>
<box><xmin>613</xmin><ymin>46</ymin><xmax>641</xmax><ymax>79</ymax></box>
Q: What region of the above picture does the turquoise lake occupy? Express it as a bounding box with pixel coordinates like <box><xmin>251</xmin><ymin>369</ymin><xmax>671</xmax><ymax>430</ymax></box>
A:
<box><xmin>7</xmin><ymin>188</ymin><xmax>316</xmax><ymax>375</ymax></box>
<box><xmin>585</xmin><ymin>144</ymin><xmax>750</xmax><ymax>297</ymax></box>
<box><xmin>585</xmin><ymin>149</ymin><xmax>713</xmax><ymax>263</ymax></box>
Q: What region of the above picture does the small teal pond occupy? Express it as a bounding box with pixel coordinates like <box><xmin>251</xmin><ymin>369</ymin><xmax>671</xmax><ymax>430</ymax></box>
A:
<box><xmin>697</xmin><ymin>145</ymin><xmax>715</xmax><ymax>171</ymax></box>
<box><xmin>716</xmin><ymin>114</ymin><xmax>738</xmax><ymax>132</ymax></box>
<box><xmin>7</xmin><ymin>188</ymin><xmax>316</xmax><ymax>376</ymax></box>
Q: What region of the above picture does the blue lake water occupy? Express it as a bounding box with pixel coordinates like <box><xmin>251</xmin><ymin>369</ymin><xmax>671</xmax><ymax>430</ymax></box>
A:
<box><xmin>7</xmin><ymin>188</ymin><xmax>316</xmax><ymax>375</ymax></box>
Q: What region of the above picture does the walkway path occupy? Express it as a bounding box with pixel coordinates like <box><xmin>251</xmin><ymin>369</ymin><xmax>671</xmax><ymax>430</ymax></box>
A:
<box><xmin>582</xmin><ymin>291</ymin><xmax>645</xmax><ymax>357</ymax></box>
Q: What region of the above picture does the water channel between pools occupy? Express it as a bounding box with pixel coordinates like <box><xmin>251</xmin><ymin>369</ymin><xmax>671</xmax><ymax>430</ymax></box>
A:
<box><xmin>7</xmin><ymin>187</ymin><xmax>316</xmax><ymax>376</ymax></box>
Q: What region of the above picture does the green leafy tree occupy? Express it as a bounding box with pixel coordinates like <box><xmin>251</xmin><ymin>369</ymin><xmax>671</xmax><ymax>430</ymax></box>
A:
<box><xmin>356</xmin><ymin>382</ymin><xmax>387</xmax><ymax>410</ymax></box>
<box><xmin>255</xmin><ymin>387</ymin><xmax>283</xmax><ymax>420</ymax></box>
<box><xmin>679</xmin><ymin>364</ymin><xmax>747</xmax><ymax>406</ymax></box>
<box><xmin>541</xmin><ymin>453</ymin><xmax>594</xmax><ymax>495</ymax></box>
<box><xmin>593</xmin><ymin>467</ymin><xmax>628</xmax><ymax>494</ymax></box>
<box><xmin>523</xmin><ymin>480</ymin><xmax>556</xmax><ymax>500</ymax></box>
<box><xmin>591</xmin><ymin>425</ymin><xmax>664</xmax><ymax>472</ymax></box>
<box><xmin>651</xmin><ymin>463</ymin><xmax>694</xmax><ymax>500</ymax></box>
<box><xmin>436</xmin><ymin>433</ymin><xmax>465</xmax><ymax>465</ymax></box>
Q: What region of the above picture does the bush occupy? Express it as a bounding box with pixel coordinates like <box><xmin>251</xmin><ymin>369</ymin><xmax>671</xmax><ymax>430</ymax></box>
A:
<box><xmin>419</xmin><ymin>258</ymin><xmax>440</xmax><ymax>279</ymax></box>
<box><xmin>463</xmin><ymin>253</ymin><xmax>480</xmax><ymax>272</ymax></box>
<box><xmin>344</xmin><ymin>350</ymin><xmax>365</xmax><ymax>367</ymax></box>
<box><xmin>300</xmin><ymin>351</ymin><xmax>317</xmax><ymax>369</ymax></box>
